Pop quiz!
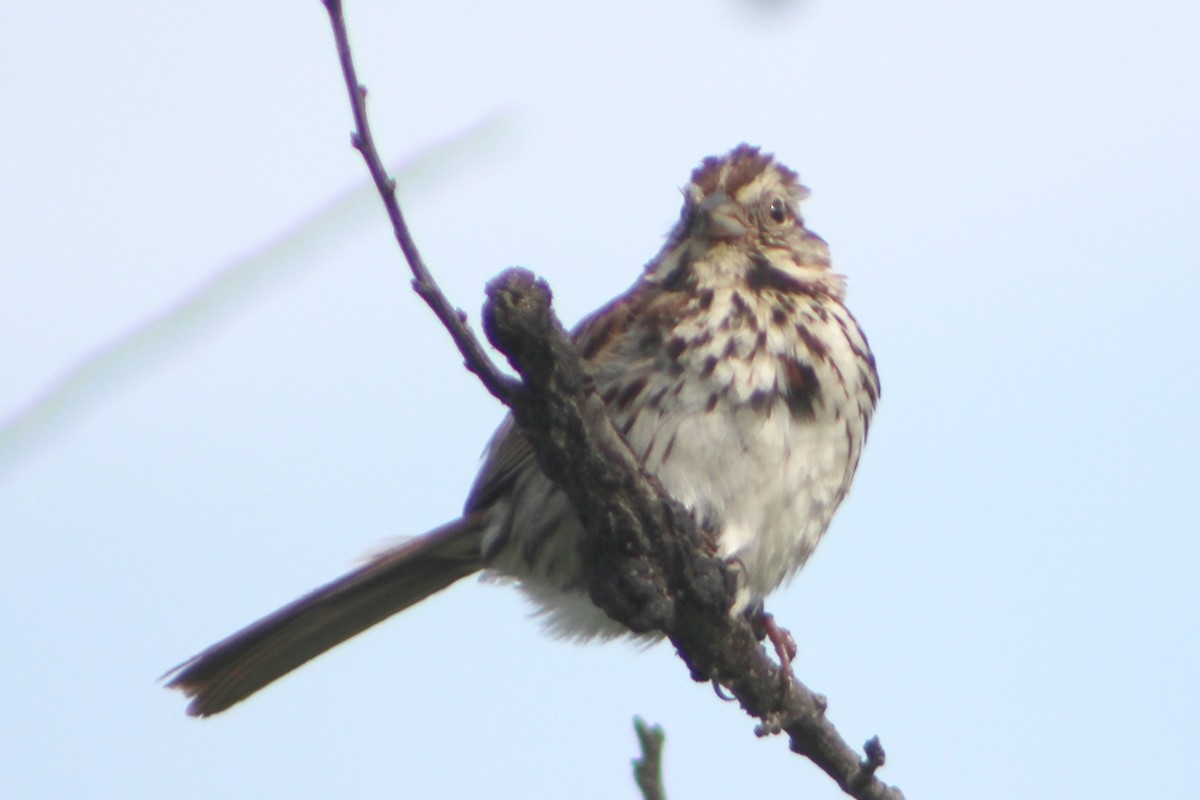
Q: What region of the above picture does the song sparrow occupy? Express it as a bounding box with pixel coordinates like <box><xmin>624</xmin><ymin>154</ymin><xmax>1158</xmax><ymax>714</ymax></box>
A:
<box><xmin>166</xmin><ymin>144</ymin><xmax>879</xmax><ymax>716</ymax></box>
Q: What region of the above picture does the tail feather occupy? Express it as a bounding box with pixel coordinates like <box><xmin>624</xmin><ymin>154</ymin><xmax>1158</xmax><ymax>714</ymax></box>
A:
<box><xmin>165</xmin><ymin>516</ymin><xmax>485</xmax><ymax>716</ymax></box>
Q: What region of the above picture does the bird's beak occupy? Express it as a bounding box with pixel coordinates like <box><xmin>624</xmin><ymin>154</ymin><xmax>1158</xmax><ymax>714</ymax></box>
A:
<box><xmin>699</xmin><ymin>191</ymin><xmax>749</xmax><ymax>240</ymax></box>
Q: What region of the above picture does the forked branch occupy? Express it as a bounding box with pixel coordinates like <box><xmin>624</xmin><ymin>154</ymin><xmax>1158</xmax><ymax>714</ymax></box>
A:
<box><xmin>319</xmin><ymin>3</ymin><xmax>904</xmax><ymax>798</ymax></box>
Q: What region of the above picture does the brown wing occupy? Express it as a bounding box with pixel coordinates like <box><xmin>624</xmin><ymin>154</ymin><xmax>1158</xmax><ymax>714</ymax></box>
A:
<box><xmin>463</xmin><ymin>416</ymin><xmax>532</xmax><ymax>512</ymax></box>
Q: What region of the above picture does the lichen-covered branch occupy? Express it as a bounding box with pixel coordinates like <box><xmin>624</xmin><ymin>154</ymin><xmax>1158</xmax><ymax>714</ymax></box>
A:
<box><xmin>482</xmin><ymin>270</ymin><xmax>904</xmax><ymax>800</ymax></box>
<box><xmin>320</xmin><ymin>3</ymin><xmax>904</xmax><ymax>798</ymax></box>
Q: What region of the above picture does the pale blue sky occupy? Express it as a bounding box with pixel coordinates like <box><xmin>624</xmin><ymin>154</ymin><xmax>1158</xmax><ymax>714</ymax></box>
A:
<box><xmin>2</xmin><ymin>2</ymin><xmax>1197</xmax><ymax>798</ymax></box>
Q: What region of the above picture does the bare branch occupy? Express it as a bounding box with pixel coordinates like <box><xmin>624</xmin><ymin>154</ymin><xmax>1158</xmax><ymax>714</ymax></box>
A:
<box><xmin>319</xmin><ymin>3</ymin><xmax>904</xmax><ymax>798</ymax></box>
<box><xmin>482</xmin><ymin>270</ymin><xmax>905</xmax><ymax>800</ymax></box>
<box><xmin>632</xmin><ymin>717</ymin><xmax>667</xmax><ymax>800</ymax></box>
<box><xmin>321</xmin><ymin>0</ymin><xmax>519</xmax><ymax>404</ymax></box>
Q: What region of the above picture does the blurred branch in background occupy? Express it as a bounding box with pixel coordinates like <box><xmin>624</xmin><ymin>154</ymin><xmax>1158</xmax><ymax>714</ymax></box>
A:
<box><xmin>0</xmin><ymin>114</ymin><xmax>514</xmax><ymax>478</ymax></box>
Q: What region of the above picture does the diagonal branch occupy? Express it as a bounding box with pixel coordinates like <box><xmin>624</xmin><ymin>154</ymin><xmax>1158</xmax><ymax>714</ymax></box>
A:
<box><xmin>322</xmin><ymin>0</ymin><xmax>519</xmax><ymax>404</ymax></box>
<box><xmin>482</xmin><ymin>270</ymin><xmax>905</xmax><ymax>800</ymax></box>
<box><xmin>320</xmin><ymin>3</ymin><xmax>904</xmax><ymax>799</ymax></box>
<box><xmin>0</xmin><ymin>117</ymin><xmax>508</xmax><ymax>479</ymax></box>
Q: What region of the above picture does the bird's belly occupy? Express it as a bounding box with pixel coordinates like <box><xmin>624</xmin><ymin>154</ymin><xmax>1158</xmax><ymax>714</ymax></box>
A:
<box><xmin>641</xmin><ymin>403</ymin><xmax>852</xmax><ymax>603</ymax></box>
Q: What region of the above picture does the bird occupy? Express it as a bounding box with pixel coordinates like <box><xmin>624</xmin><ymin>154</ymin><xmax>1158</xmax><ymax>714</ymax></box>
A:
<box><xmin>165</xmin><ymin>144</ymin><xmax>879</xmax><ymax>716</ymax></box>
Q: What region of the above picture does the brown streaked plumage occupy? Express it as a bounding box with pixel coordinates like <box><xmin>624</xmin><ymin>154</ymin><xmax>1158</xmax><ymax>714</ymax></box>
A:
<box><xmin>165</xmin><ymin>144</ymin><xmax>879</xmax><ymax>716</ymax></box>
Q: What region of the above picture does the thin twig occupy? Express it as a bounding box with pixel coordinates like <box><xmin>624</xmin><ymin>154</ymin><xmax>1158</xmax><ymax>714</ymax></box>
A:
<box><xmin>319</xmin><ymin>4</ymin><xmax>904</xmax><ymax>799</ymax></box>
<box><xmin>321</xmin><ymin>0</ymin><xmax>519</xmax><ymax>404</ymax></box>
<box><xmin>632</xmin><ymin>717</ymin><xmax>667</xmax><ymax>800</ymax></box>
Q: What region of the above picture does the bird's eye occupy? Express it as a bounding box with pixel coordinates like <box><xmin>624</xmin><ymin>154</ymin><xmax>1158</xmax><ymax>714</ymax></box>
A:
<box><xmin>768</xmin><ymin>198</ymin><xmax>788</xmax><ymax>224</ymax></box>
